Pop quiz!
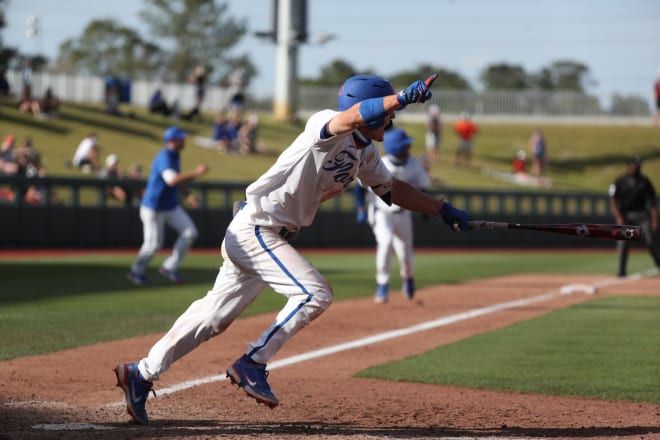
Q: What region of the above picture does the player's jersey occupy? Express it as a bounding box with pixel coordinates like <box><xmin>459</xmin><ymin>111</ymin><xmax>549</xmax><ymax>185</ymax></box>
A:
<box><xmin>369</xmin><ymin>155</ymin><xmax>430</xmax><ymax>213</ymax></box>
<box><xmin>243</xmin><ymin>109</ymin><xmax>392</xmax><ymax>228</ymax></box>
<box><xmin>141</xmin><ymin>147</ymin><xmax>181</xmax><ymax>210</ymax></box>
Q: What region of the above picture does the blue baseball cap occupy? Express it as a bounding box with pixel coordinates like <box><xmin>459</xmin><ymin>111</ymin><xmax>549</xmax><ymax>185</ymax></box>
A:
<box><xmin>383</xmin><ymin>128</ymin><xmax>413</xmax><ymax>157</ymax></box>
<box><xmin>163</xmin><ymin>126</ymin><xmax>186</xmax><ymax>142</ymax></box>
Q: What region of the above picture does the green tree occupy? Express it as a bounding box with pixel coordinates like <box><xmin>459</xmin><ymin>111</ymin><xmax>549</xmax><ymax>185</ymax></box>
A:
<box><xmin>531</xmin><ymin>60</ymin><xmax>593</xmax><ymax>93</ymax></box>
<box><xmin>139</xmin><ymin>0</ymin><xmax>250</xmax><ymax>83</ymax></box>
<box><xmin>480</xmin><ymin>63</ymin><xmax>528</xmax><ymax>90</ymax></box>
<box><xmin>54</xmin><ymin>19</ymin><xmax>163</xmax><ymax>77</ymax></box>
<box><xmin>301</xmin><ymin>59</ymin><xmax>361</xmax><ymax>86</ymax></box>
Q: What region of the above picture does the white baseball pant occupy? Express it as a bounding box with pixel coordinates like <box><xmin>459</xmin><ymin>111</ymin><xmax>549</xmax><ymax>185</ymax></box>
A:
<box><xmin>131</xmin><ymin>205</ymin><xmax>198</xmax><ymax>274</ymax></box>
<box><xmin>138</xmin><ymin>208</ymin><xmax>333</xmax><ymax>380</ymax></box>
<box><xmin>371</xmin><ymin>208</ymin><xmax>414</xmax><ymax>286</ymax></box>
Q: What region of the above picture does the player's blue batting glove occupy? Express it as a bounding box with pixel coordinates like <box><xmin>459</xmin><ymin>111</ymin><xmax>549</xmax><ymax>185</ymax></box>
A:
<box><xmin>439</xmin><ymin>202</ymin><xmax>471</xmax><ymax>231</ymax></box>
<box><xmin>397</xmin><ymin>74</ymin><xmax>439</xmax><ymax>109</ymax></box>
<box><xmin>356</xmin><ymin>208</ymin><xmax>367</xmax><ymax>224</ymax></box>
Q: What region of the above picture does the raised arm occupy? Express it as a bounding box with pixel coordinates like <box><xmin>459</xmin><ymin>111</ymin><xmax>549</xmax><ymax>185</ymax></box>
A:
<box><xmin>327</xmin><ymin>74</ymin><xmax>439</xmax><ymax>137</ymax></box>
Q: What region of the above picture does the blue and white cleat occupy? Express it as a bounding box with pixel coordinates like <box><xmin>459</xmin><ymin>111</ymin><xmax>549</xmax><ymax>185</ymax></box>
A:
<box><xmin>226</xmin><ymin>355</ymin><xmax>279</xmax><ymax>408</ymax></box>
<box><xmin>158</xmin><ymin>266</ymin><xmax>184</xmax><ymax>284</ymax></box>
<box><xmin>374</xmin><ymin>283</ymin><xmax>389</xmax><ymax>303</ymax></box>
<box><xmin>113</xmin><ymin>363</ymin><xmax>155</xmax><ymax>425</ymax></box>
<box><xmin>127</xmin><ymin>271</ymin><xmax>148</xmax><ymax>286</ymax></box>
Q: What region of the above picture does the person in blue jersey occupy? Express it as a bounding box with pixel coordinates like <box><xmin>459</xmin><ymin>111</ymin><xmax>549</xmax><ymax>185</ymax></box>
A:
<box><xmin>127</xmin><ymin>126</ymin><xmax>209</xmax><ymax>285</ymax></box>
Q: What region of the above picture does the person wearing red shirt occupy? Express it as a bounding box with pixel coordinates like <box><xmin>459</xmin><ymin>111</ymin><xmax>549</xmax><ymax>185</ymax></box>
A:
<box><xmin>453</xmin><ymin>111</ymin><xmax>478</xmax><ymax>167</ymax></box>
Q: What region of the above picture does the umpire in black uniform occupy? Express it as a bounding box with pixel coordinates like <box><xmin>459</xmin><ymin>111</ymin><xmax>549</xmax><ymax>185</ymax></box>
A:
<box><xmin>608</xmin><ymin>156</ymin><xmax>660</xmax><ymax>277</ymax></box>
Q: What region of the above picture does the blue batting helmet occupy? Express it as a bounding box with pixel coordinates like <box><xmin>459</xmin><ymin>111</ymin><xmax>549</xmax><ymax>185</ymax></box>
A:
<box><xmin>383</xmin><ymin>128</ymin><xmax>413</xmax><ymax>157</ymax></box>
<box><xmin>163</xmin><ymin>126</ymin><xmax>186</xmax><ymax>142</ymax></box>
<box><xmin>338</xmin><ymin>75</ymin><xmax>395</xmax><ymax>128</ymax></box>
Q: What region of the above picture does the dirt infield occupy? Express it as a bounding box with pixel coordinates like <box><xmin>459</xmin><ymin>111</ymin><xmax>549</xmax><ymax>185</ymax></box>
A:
<box><xmin>1</xmin><ymin>272</ymin><xmax>659</xmax><ymax>440</ymax></box>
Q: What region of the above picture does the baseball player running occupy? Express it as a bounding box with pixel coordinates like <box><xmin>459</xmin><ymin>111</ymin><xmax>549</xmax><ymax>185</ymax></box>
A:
<box><xmin>356</xmin><ymin>128</ymin><xmax>430</xmax><ymax>303</ymax></box>
<box><xmin>114</xmin><ymin>74</ymin><xmax>470</xmax><ymax>425</ymax></box>
<box><xmin>127</xmin><ymin>126</ymin><xmax>209</xmax><ymax>285</ymax></box>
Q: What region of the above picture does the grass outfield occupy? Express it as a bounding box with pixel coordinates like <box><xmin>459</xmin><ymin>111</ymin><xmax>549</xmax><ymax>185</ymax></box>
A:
<box><xmin>0</xmin><ymin>250</ymin><xmax>655</xmax><ymax>361</ymax></box>
<box><xmin>2</xmin><ymin>97</ymin><xmax>659</xmax><ymax>192</ymax></box>
<box><xmin>357</xmin><ymin>296</ymin><xmax>660</xmax><ymax>404</ymax></box>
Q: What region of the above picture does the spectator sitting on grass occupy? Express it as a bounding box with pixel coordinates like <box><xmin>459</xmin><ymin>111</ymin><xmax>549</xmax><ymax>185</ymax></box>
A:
<box><xmin>72</xmin><ymin>132</ymin><xmax>101</xmax><ymax>173</ymax></box>
<box><xmin>39</xmin><ymin>87</ymin><xmax>61</xmax><ymax>117</ymax></box>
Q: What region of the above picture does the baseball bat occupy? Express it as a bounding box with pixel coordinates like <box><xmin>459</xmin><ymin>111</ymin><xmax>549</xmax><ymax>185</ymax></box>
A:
<box><xmin>468</xmin><ymin>220</ymin><xmax>641</xmax><ymax>241</ymax></box>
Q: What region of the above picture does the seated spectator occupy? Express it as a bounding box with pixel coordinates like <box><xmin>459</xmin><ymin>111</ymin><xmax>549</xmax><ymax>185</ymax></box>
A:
<box><xmin>99</xmin><ymin>153</ymin><xmax>127</xmax><ymax>203</ymax></box>
<box><xmin>17</xmin><ymin>84</ymin><xmax>41</xmax><ymax>115</ymax></box>
<box><xmin>24</xmin><ymin>165</ymin><xmax>54</xmax><ymax>206</ymax></box>
<box><xmin>12</xmin><ymin>136</ymin><xmax>41</xmax><ymax>177</ymax></box>
<box><xmin>0</xmin><ymin>134</ymin><xmax>19</xmax><ymax>175</ymax></box>
<box><xmin>237</xmin><ymin>113</ymin><xmax>263</xmax><ymax>154</ymax></box>
<box><xmin>72</xmin><ymin>133</ymin><xmax>101</xmax><ymax>173</ymax></box>
<box><xmin>39</xmin><ymin>87</ymin><xmax>60</xmax><ymax>116</ymax></box>
<box><xmin>224</xmin><ymin>111</ymin><xmax>243</xmax><ymax>153</ymax></box>
<box><xmin>512</xmin><ymin>150</ymin><xmax>527</xmax><ymax>174</ymax></box>
<box><xmin>211</xmin><ymin>111</ymin><xmax>230</xmax><ymax>152</ymax></box>
<box><xmin>148</xmin><ymin>89</ymin><xmax>171</xmax><ymax>116</ymax></box>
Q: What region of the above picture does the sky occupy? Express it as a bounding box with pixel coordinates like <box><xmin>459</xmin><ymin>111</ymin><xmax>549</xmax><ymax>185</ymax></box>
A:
<box><xmin>4</xmin><ymin>0</ymin><xmax>660</xmax><ymax>106</ymax></box>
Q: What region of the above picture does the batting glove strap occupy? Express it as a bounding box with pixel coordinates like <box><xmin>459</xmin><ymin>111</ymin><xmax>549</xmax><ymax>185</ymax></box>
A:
<box><xmin>439</xmin><ymin>202</ymin><xmax>471</xmax><ymax>231</ymax></box>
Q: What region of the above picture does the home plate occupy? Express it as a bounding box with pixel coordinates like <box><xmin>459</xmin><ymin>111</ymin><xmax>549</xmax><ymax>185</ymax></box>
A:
<box><xmin>559</xmin><ymin>283</ymin><xmax>597</xmax><ymax>295</ymax></box>
<box><xmin>32</xmin><ymin>423</ymin><xmax>116</xmax><ymax>431</ymax></box>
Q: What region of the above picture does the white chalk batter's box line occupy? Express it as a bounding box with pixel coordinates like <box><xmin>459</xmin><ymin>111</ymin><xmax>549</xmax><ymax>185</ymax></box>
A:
<box><xmin>107</xmin><ymin>267</ymin><xmax>657</xmax><ymax>407</ymax></box>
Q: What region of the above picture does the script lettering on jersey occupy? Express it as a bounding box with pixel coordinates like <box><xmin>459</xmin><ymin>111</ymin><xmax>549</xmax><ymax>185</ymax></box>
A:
<box><xmin>322</xmin><ymin>149</ymin><xmax>358</xmax><ymax>187</ymax></box>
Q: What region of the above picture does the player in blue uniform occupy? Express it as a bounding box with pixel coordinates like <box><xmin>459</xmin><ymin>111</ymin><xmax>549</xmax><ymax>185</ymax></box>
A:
<box><xmin>127</xmin><ymin>126</ymin><xmax>209</xmax><ymax>285</ymax></box>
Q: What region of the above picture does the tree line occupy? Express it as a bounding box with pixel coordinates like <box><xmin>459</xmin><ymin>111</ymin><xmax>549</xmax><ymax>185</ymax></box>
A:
<box><xmin>0</xmin><ymin>0</ymin><xmax>649</xmax><ymax>112</ymax></box>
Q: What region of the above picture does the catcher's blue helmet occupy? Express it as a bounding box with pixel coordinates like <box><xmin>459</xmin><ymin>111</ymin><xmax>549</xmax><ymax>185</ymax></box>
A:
<box><xmin>338</xmin><ymin>75</ymin><xmax>395</xmax><ymax>128</ymax></box>
<box><xmin>383</xmin><ymin>128</ymin><xmax>413</xmax><ymax>157</ymax></box>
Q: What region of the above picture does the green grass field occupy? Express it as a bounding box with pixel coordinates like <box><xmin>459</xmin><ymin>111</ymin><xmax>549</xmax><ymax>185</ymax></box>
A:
<box><xmin>358</xmin><ymin>295</ymin><xmax>660</xmax><ymax>404</ymax></box>
<box><xmin>2</xmin><ymin>96</ymin><xmax>659</xmax><ymax>192</ymax></box>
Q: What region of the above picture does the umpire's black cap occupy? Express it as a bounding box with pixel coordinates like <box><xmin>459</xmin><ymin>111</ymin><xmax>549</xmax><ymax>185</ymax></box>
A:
<box><xmin>626</xmin><ymin>156</ymin><xmax>642</xmax><ymax>166</ymax></box>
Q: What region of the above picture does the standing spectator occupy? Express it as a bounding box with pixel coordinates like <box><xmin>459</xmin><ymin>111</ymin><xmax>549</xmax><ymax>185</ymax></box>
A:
<box><xmin>425</xmin><ymin>104</ymin><xmax>441</xmax><ymax>162</ymax></box>
<box><xmin>227</xmin><ymin>67</ymin><xmax>247</xmax><ymax>112</ymax></box>
<box><xmin>99</xmin><ymin>154</ymin><xmax>127</xmax><ymax>203</ymax></box>
<box><xmin>528</xmin><ymin>128</ymin><xmax>547</xmax><ymax>178</ymax></box>
<box><xmin>72</xmin><ymin>133</ymin><xmax>101</xmax><ymax>173</ymax></box>
<box><xmin>182</xmin><ymin>66</ymin><xmax>207</xmax><ymax>121</ymax></box>
<box><xmin>355</xmin><ymin>128</ymin><xmax>430</xmax><ymax>303</ymax></box>
<box><xmin>0</xmin><ymin>68</ymin><xmax>10</xmax><ymax>96</ymax></box>
<box><xmin>112</xmin><ymin>74</ymin><xmax>470</xmax><ymax>425</ymax></box>
<box><xmin>453</xmin><ymin>111</ymin><xmax>478</xmax><ymax>167</ymax></box>
<box><xmin>0</xmin><ymin>134</ymin><xmax>18</xmax><ymax>175</ymax></box>
<box><xmin>608</xmin><ymin>156</ymin><xmax>660</xmax><ymax>277</ymax></box>
<box><xmin>126</xmin><ymin>126</ymin><xmax>209</xmax><ymax>286</ymax></box>
<box><xmin>654</xmin><ymin>69</ymin><xmax>660</xmax><ymax>126</ymax></box>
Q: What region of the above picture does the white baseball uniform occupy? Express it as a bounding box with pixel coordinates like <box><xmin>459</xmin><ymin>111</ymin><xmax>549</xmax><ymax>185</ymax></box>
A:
<box><xmin>139</xmin><ymin>110</ymin><xmax>393</xmax><ymax>379</ymax></box>
<box><xmin>366</xmin><ymin>154</ymin><xmax>430</xmax><ymax>286</ymax></box>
